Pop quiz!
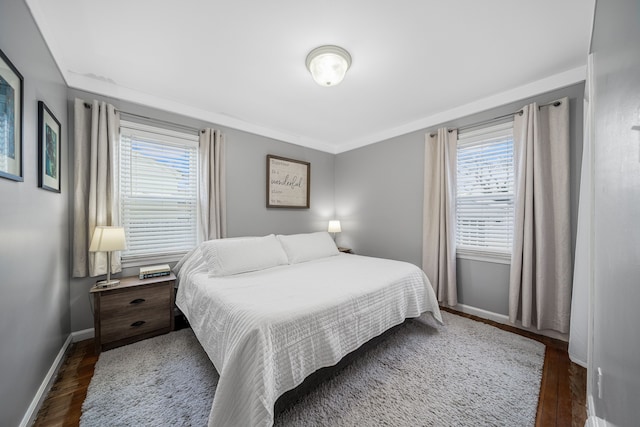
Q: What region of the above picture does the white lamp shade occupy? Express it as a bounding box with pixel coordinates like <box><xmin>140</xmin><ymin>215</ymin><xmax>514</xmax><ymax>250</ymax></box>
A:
<box><xmin>328</xmin><ymin>220</ymin><xmax>342</xmax><ymax>233</ymax></box>
<box><xmin>89</xmin><ymin>226</ymin><xmax>126</xmax><ymax>252</ymax></box>
<box><xmin>306</xmin><ymin>46</ymin><xmax>352</xmax><ymax>87</ymax></box>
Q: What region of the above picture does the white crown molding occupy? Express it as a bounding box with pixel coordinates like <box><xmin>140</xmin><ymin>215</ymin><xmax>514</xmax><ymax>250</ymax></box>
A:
<box><xmin>335</xmin><ymin>65</ymin><xmax>587</xmax><ymax>154</ymax></box>
<box><xmin>27</xmin><ymin>0</ymin><xmax>336</xmax><ymax>154</ymax></box>
<box><xmin>66</xmin><ymin>65</ymin><xmax>585</xmax><ymax>156</ymax></box>
<box><xmin>64</xmin><ymin>72</ymin><xmax>338</xmax><ymax>154</ymax></box>
<box><xmin>26</xmin><ymin>0</ymin><xmax>587</xmax><ymax>156</ymax></box>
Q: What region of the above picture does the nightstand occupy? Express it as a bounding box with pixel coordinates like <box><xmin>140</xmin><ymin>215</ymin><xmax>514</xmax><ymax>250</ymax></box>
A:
<box><xmin>91</xmin><ymin>273</ymin><xmax>175</xmax><ymax>353</ymax></box>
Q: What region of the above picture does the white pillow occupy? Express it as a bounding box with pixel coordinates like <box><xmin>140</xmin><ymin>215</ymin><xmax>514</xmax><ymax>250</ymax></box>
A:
<box><xmin>201</xmin><ymin>235</ymin><xmax>288</xmax><ymax>277</ymax></box>
<box><xmin>277</xmin><ymin>232</ymin><xmax>339</xmax><ymax>264</ymax></box>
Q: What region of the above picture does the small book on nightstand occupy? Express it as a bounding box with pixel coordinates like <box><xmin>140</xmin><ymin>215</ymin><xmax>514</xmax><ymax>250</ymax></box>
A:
<box><xmin>139</xmin><ymin>264</ymin><xmax>171</xmax><ymax>279</ymax></box>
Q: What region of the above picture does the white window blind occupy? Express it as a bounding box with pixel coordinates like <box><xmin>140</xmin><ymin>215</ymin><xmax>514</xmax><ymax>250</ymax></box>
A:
<box><xmin>456</xmin><ymin>121</ymin><xmax>514</xmax><ymax>260</ymax></box>
<box><xmin>119</xmin><ymin>121</ymin><xmax>199</xmax><ymax>264</ymax></box>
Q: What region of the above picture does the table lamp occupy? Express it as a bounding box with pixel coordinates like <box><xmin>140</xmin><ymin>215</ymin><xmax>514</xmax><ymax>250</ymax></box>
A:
<box><xmin>328</xmin><ymin>220</ymin><xmax>341</xmax><ymax>241</ymax></box>
<box><xmin>89</xmin><ymin>226</ymin><xmax>126</xmax><ymax>287</ymax></box>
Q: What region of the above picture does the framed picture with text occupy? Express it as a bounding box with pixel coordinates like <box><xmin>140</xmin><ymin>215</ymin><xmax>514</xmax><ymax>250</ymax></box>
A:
<box><xmin>0</xmin><ymin>48</ymin><xmax>24</xmax><ymax>182</ymax></box>
<box><xmin>266</xmin><ymin>154</ymin><xmax>310</xmax><ymax>208</ymax></box>
<box><xmin>38</xmin><ymin>101</ymin><xmax>61</xmax><ymax>193</ymax></box>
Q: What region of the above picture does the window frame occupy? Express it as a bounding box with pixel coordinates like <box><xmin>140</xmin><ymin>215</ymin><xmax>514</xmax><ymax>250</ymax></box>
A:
<box><xmin>455</xmin><ymin>120</ymin><xmax>514</xmax><ymax>264</ymax></box>
<box><xmin>118</xmin><ymin>120</ymin><xmax>200</xmax><ymax>268</ymax></box>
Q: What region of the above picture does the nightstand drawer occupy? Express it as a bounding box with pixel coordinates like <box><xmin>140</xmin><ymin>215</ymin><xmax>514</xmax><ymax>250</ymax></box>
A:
<box><xmin>101</xmin><ymin>306</ymin><xmax>171</xmax><ymax>343</ymax></box>
<box><xmin>99</xmin><ymin>284</ymin><xmax>171</xmax><ymax>314</ymax></box>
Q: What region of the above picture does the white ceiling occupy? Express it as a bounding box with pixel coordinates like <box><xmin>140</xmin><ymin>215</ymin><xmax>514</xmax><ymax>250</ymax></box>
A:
<box><xmin>26</xmin><ymin>0</ymin><xmax>594</xmax><ymax>154</ymax></box>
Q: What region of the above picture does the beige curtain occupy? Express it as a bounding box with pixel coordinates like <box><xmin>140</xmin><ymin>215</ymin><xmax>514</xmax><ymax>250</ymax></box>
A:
<box><xmin>199</xmin><ymin>128</ymin><xmax>226</xmax><ymax>241</ymax></box>
<box><xmin>509</xmin><ymin>97</ymin><xmax>571</xmax><ymax>333</ymax></box>
<box><xmin>422</xmin><ymin>128</ymin><xmax>458</xmax><ymax>306</ymax></box>
<box><xmin>72</xmin><ymin>99</ymin><xmax>121</xmax><ymax>277</ymax></box>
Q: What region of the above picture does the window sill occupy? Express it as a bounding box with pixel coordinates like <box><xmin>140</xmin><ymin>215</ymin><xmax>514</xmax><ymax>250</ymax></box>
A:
<box><xmin>456</xmin><ymin>248</ymin><xmax>511</xmax><ymax>265</ymax></box>
<box><xmin>122</xmin><ymin>252</ymin><xmax>188</xmax><ymax>269</ymax></box>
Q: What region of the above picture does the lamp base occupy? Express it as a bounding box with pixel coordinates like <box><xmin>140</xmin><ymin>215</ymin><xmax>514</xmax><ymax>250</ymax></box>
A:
<box><xmin>95</xmin><ymin>279</ymin><xmax>121</xmax><ymax>289</ymax></box>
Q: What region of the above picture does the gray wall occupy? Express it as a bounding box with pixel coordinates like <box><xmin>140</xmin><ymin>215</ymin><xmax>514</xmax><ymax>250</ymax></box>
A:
<box><xmin>0</xmin><ymin>2</ymin><xmax>70</xmax><ymax>425</ymax></box>
<box><xmin>67</xmin><ymin>89</ymin><xmax>335</xmax><ymax>332</ymax></box>
<box><xmin>225</xmin><ymin>128</ymin><xmax>335</xmax><ymax>238</ymax></box>
<box><xmin>590</xmin><ymin>0</ymin><xmax>640</xmax><ymax>425</ymax></box>
<box><xmin>336</xmin><ymin>83</ymin><xmax>584</xmax><ymax>316</ymax></box>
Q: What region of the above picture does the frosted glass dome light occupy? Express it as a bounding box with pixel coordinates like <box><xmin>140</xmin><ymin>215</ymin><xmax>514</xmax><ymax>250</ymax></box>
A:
<box><xmin>305</xmin><ymin>45</ymin><xmax>352</xmax><ymax>87</ymax></box>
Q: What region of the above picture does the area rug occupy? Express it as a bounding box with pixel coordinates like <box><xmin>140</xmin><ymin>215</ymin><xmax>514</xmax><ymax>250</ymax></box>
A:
<box><xmin>80</xmin><ymin>311</ymin><xmax>545</xmax><ymax>426</ymax></box>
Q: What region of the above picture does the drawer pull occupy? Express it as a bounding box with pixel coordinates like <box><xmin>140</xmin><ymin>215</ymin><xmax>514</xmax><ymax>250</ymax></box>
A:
<box><xmin>131</xmin><ymin>320</ymin><xmax>146</xmax><ymax>328</ymax></box>
<box><xmin>130</xmin><ymin>298</ymin><xmax>146</xmax><ymax>305</ymax></box>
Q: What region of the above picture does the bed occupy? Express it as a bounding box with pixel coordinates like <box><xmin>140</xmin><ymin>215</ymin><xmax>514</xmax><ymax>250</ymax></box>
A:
<box><xmin>175</xmin><ymin>232</ymin><xmax>442</xmax><ymax>427</ymax></box>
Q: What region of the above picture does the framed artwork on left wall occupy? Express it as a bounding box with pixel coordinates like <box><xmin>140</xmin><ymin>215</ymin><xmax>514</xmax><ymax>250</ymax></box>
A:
<box><xmin>38</xmin><ymin>101</ymin><xmax>61</xmax><ymax>193</ymax></box>
<box><xmin>0</xmin><ymin>48</ymin><xmax>24</xmax><ymax>182</ymax></box>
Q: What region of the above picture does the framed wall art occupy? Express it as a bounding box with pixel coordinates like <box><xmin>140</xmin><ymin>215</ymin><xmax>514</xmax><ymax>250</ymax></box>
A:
<box><xmin>0</xmin><ymin>48</ymin><xmax>24</xmax><ymax>182</ymax></box>
<box><xmin>38</xmin><ymin>101</ymin><xmax>61</xmax><ymax>193</ymax></box>
<box><xmin>266</xmin><ymin>154</ymin><xmax>310</xmax><ymax>208</ymax></box>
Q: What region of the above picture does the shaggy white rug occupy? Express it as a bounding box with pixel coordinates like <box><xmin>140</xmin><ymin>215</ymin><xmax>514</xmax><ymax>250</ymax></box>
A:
<box><xmin>80</xmin><ymin>311</ymin><xmax>544</xmax><ymax>426</ymax></box>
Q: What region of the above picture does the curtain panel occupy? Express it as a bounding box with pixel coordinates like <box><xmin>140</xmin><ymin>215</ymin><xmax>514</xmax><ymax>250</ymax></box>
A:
<box><xmin>199</xmin><ymin>128</ymin><xmax>227</xmax><ymax>241</ymax></box>
<box><xmin>422</xmin><ymin>128</ymin><xmax>458</xmax><ymax>306</ymax></box>
<box><xmin>72</xmin><ymin>99</ymin><xmax>121</xmax><ymax>278</ymax></box>
<box><xmin>509</xmin><ymin>97</ymin><xmax>571</xmax><ymax>333</ymax></box>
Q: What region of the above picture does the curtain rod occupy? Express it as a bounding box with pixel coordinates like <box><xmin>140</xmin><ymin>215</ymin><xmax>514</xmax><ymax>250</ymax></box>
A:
<box><xmin>82</xmin><ymin>103</ymin><xmax>204</xmax><ymax>134</ymax></box>
<box><xmin>118</xmin><ymin>111</ymin><xmax>201</xmax><ymax>134</ymax></box>
<box><xmin>429</xmin><ymin>100</ymin><xmax>562</xmax><ymax>137</ymax></box>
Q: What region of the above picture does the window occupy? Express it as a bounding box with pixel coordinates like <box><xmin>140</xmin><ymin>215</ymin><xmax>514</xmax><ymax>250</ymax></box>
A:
<box><xmin>119</xmin><ymin>121</ymin><xmax>199</xmax><ymax>266</ymax></box>
<box><xmin>456</xmin><ymin>121</ymin><xmax>514</xmax><ymax>263</ymax></box>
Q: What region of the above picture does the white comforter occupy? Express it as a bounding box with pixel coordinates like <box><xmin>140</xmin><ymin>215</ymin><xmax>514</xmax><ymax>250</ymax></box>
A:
<box><xmin>176</xmin><ymin>252</ymin><xmax>442</xmax><ymax>427</ymax></box>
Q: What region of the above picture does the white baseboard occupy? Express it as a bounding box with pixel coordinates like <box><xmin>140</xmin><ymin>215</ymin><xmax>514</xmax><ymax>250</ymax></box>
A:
<box><xmin>586</xmin><ymin>395</ymin><xmax>608</xmax><ymax>426</ymax></box>
<box><xmin>71</xmin><ymin>327</ymin><xmax>95</xmax><ymax>342</ymax></box>
<box><xmin>19</xmin><ymin>334</ymin><xmax>73</xmax><ymax>427</ymax></box>
<box><xmin>588</xmin><ymin>394</ymin><xmax>597</xmax><ymax>418</ymax></box>
<box><xmin>452</xmin><ymin>303</ymin><xmax>569</xmax><ymax>342</ymax></box>
<box><xmin>569</xmin><ymin>352</ymin><xmax>588</xmax><ymax>368</ymax></box>
<box><xmin>19</xmin><ymin>328</ymin><xmax>95</xmax><ymax>426</ymax></box>
<box><xmin>586</xmin><ymin>416</ymin><xmax>608</xmax><ymax>427</ymax></box>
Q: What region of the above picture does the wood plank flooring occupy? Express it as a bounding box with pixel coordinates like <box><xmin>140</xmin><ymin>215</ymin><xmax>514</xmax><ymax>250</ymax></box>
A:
<box><xmin>33</xmin><ymin>339</ymin><xmax>97</xmax><ymax>427</ymax></box>
<box><xmin>33</xmin><ymin>309</ymin><xmax>586</xmax><ymax>426</ymax></box>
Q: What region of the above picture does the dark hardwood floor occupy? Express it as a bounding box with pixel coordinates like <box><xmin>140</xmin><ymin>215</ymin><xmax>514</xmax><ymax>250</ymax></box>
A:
<box><xmin>33</xmin><ymin>310</ymin><xmax>586</xmax><ymax>426</ymax></box>
<box><xmin>33</xmin><ymin>339</ymin><xmax>97</xmax><ymax>427</ymax></box>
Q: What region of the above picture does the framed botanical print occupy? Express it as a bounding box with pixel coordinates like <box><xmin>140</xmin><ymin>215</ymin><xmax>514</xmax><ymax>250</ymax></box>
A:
<box><xmin>38</xmin><ymin>101</ymin><xmax>61</xmax><ymax>193</ymax></box>
<box><xmin>0</xmin><ymin>48</ymin><xmax>24</xmax><ymax>182</ymax></box>
<box><xmin>266</xmin><ymin>154</ymin><xmax>310</xmax><ymax>208</ymax></box>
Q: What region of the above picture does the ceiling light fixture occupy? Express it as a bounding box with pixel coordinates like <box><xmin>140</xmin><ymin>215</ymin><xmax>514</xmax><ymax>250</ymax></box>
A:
<box><xmin>305</xmin><ymin>45</ymin><xmax>352</xmax><ymax>87</ymax></box>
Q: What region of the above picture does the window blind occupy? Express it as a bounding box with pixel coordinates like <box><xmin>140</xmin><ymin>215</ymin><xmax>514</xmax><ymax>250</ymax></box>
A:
<box><xmin>456</xmin><ymin>121</ymin><xmax>514</xmax><ymax>256</ymax></box>
<box><xmin>119</xmin><ymin>121</ymin><xmax>199</xmax><ymax>263</ymax></box>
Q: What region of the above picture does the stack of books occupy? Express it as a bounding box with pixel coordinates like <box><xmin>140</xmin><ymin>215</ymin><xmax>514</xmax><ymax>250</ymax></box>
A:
<box><xmin>139</xmin><ymin>264</ymin><xmax>171</xmax><ymax>280</ymax></box>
